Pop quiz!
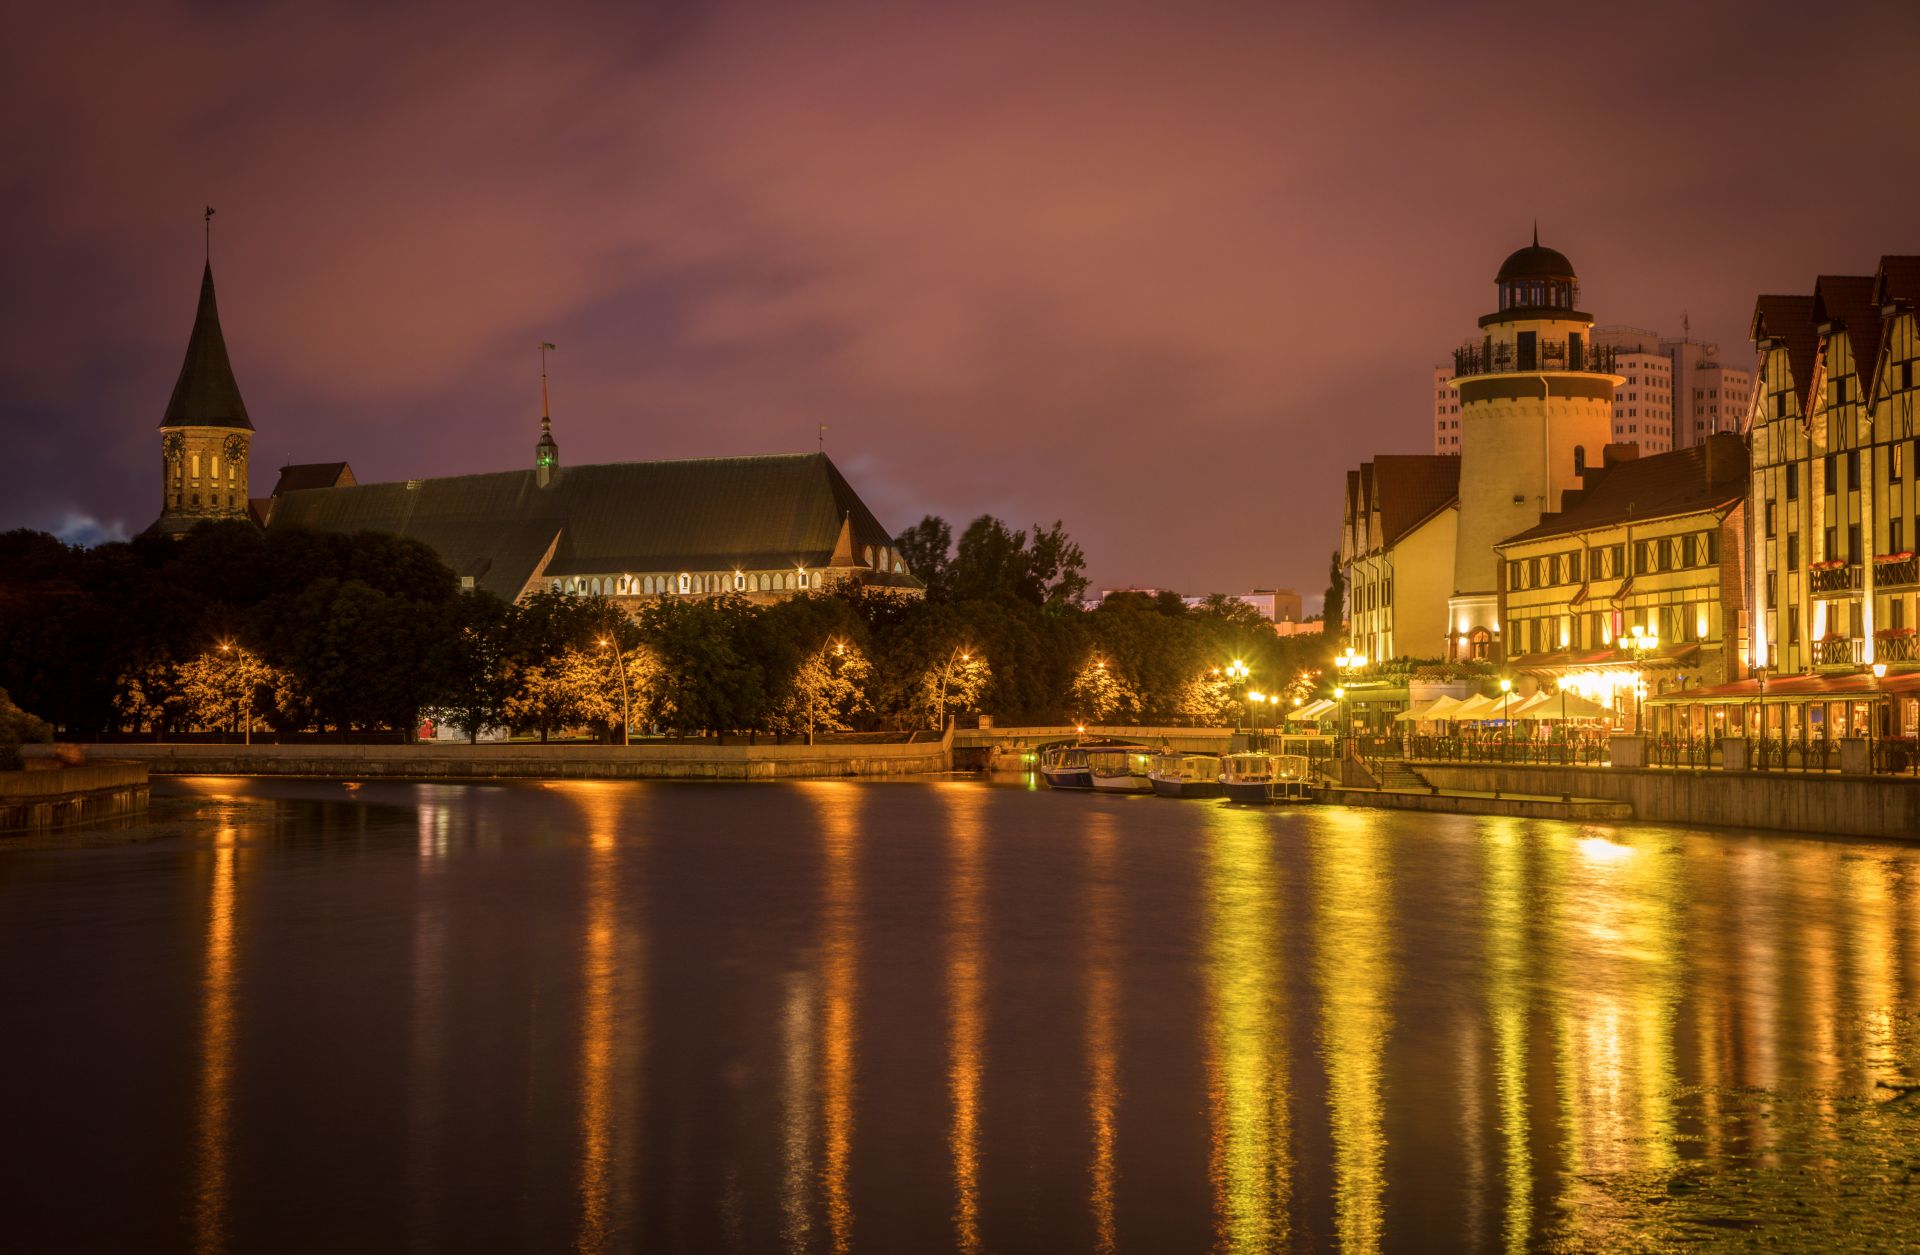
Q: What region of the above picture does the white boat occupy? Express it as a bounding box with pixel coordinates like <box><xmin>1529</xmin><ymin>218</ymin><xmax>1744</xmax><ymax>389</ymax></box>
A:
<box><xmin>1149</xmin><ymin>751</ymin><xmax>1225</xmax><ymax>798</ymax></box>
<box><xmin>1221</xmin><ymin>752</ymin><xmax>1317</xmax><ymax>804</ymax></box>
<box><xmin>1038</xmin><ymin>744</ymin><xmax>1095</xmax><ymax>790</ymax></box>
<box><xmin>1087</xmin><ymin>746</ymin><xmax>1154</xmax><ymax>793</ymax></box>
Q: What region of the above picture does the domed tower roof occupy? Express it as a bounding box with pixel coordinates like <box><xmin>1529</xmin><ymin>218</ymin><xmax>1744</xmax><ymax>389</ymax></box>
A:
<box><xmin>1495</xmin><ymin>232</ymin><xmax>1577</xmax><ymax>284</ymax></box>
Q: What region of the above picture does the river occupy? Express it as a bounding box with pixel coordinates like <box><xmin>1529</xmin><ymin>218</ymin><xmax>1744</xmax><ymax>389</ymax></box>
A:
<box><xmin>3</xmin><ymin>776</ymin><xmax>1918</xmax><ymax>1252</ymax></box>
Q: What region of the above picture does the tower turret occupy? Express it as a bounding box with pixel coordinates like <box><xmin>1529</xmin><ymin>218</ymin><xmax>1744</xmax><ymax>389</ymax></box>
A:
<box><xmin>1445</xmin><ymin>230</ymin><xmax>1623</xmax><ymax>661</ymax></box>
<box><xmin>535</xmin><ymin>341</ymin><xmax>559</xmax><ymax>488</ymax></box>
<box><xmin>151</xmin><ymin>237</ymin><xmax>254</xmax><ymax>535</ymax></box>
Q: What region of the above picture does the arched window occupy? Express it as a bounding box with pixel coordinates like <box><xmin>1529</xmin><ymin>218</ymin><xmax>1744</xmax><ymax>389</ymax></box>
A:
<box><xmin>864</xmin><ymin>545</ymin><xmax>875</xmax><ymax>567</ymax></box>
<box><xmin>734</xmin><ymin>572</ymin><xmax>746</xmax><ymax>591</ymax></box>
<box><xmin>678</xmin><ymin>573</ymin><xmax>691</xmax><ymax>595</ymax></box>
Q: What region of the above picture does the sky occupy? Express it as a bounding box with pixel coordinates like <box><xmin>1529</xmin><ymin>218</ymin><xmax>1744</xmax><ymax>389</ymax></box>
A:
<box><xmin>4</xmin><ymin>0</ymin><xmax>1918</xmax><ymax>602</ymax></box>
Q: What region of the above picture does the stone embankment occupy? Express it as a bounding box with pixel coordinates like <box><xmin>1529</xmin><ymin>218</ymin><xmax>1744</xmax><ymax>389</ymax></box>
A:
<box><xmin>1414</xmin><ymin>762</ymin><xmax>1920</xmax><ymax>841</ymax></box>
<box><xmin>29</xmin><ymin>735</ymin><xmax>953</xmax><ymax>783</ymax></box>
<box><xmin>1</xmin><ymin>760</ymin><xmax>151</xmax><ymax>833</ymax></box>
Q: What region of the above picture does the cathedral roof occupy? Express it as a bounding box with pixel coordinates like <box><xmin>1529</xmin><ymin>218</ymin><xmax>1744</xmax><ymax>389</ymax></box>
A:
<box><xmin>263</xmin><ymin>452</ymin><xmax>922</xmax><ymax>600</ymax></box>
<box><xmin>160</xmin><ymin>263</ymin><xmax>252</xmax><ymax>431</ymax></box>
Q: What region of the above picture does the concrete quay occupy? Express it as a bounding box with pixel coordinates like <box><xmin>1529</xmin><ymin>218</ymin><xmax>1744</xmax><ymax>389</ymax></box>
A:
<box><xmin>1413</xmin><ymin>761</ymin><xmax>1920</xmax><ymax>841</ymax></box>
<box><xmin>27</xmin><ymin>734</ymin><xmax>952</xmax><ymax>783</ymax></box>
<box><xmin>1317</xmin><ymin>785</ymin><xmax>1632</xmax><ymax>823</ymax></box>
<box><xmin>1</xmin><ymin>760</ymin><xmax>151</xmax><ymax>833</ymax></box>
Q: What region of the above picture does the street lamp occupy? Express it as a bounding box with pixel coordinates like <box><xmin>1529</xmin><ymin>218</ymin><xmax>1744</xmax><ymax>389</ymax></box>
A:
<box><xmin>1334</xmin><ymin>685</ymin><xmax>1347</xmax><ymax>753</ymax></box>
<box><xmin>1226</xmin><ymin>660</ymin><xmax>1250</xmax><ymax>735</ymax></box>
<box><xmin>934</xmin><ymin>645</ymin><xmax>976</xmax><ymax>731</ymax></box>
<box><xmin>1334</xmin><ymin>649</ymin><xmax>1366</xmax><ymax>749</ymax></box>
<box><xmin>1248</xmin><ymin>690</ymin><xmax>1265</xmax><ymax>748</ymax></box>
<box><xmin>596</xmin><ymin>634</ymin><xmax>633</xmax><ymax>747</ymax></box>
<box><xmin>1499</xmin><ymin>677</ymin><xmax>1513</xmax><ymax>757</ymax></box>
<box><xmin>1626</xmin><ymin>623</ymin><xmax>1660</xmax><ymax>736</ymax></box>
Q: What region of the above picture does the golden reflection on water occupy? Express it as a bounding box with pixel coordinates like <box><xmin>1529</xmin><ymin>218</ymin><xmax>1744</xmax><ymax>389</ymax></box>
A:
<box><xmin>563</xmin><ymin>782</ymin><xmax>643</xmax><ymax>1255</ymax></box>
<box><xmin>1204</xmin><ymin>805</ymin><xmax>1291</xmax><ymax>1254</ymax></box>
<box><xmin>408</xmin><ymin>802</ymin><xmax>451</xmax><ymax>1248</ymax></box>
<box><xmin>781</xmin><ymin>968</ymin><xmax>818</xmax><ymax>1251</ymax></box>
<box><xmin>194</xmin><ymin>828</ymin><xmax>240</xmax><ymax>1255</ymax></box>
<box><xmin>1480</xmin><ymin>821</ymin><xmax>1532</xmax><ymax>1255</ymax></box>
<box><xmin>1310</xmin><ymin>807</ymin><xmax>1391</xmax><ymax>1255</ymax></box>
<box><xmin>1084</xmin><ymin>813</ymin><xmax>1120</xmax><ymax>1255</ymax></box>
<box><xmin>808</xmin><ymin>783</ymin><xmax>863</xmax><ymax>1255</ymax></box>
<box><xmin>943</xmin><ymin>783</ymin><xmax>987</xmax><ymax>1255</ymax></box>
<box><xmin>1545</xmin><ymin>829</ymin><xmax>1683</xmax><ymax>1236</ymax></box>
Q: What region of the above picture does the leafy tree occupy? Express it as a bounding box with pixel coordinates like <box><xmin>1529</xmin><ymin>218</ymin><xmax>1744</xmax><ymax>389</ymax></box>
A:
<box><xmin>637</xmin><ymin>594</ymin><xmax>764</xmax><ymax>737</ymax></box>
<box><xmin>176</xmin><ymin>644</ymin><xmax>280</xmax><ymax>735</ymax></box>
<box><xmin>1323</xmin><ymin>550</ymin><xmax>1345</xmax><ymax>639</ymax></box>
<box><xmin>892</xmin><ymin>516</ymin><xmax>953</xmax><ymax>596</ymax></box>
<box><xmin>1069</xmin><ymin>655</ymin><xmax>1139</xmax><ymax>723</ymax></box>
<box><xmin>113</xmin><ymin>660</ymin><xmax>182</xmax><ymax>736</ymax></box>
<box><xmin>430</xmin><ymin>591</ymin><xmax>520</xmax><ymax>742</ymax></box>
<box><xmin>769</xmin><ymin>640</ymin><xmax>872</xmax><ymax>739</ymax></box>
<box><xmin>0</xmin><ymin>687</ymin><xmax>53</xmax><ymax>769</ymax></box>
<box><xmin>915</xmin><ymin>648</ymin><xmax>992</xmax><ymax>730</ymax></box>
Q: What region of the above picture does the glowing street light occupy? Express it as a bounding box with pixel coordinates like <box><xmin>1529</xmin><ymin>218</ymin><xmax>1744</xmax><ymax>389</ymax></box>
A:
<box><xmin>596</xmin><ymin>631</ymin><xmax>633</xmax><ymax>747</ymax></box>
<box><xmin>1626</xmin><ymin>623</ymin><xmax>1659</xmax><ymax>735</ymax></box>
<box><xmin>1499</xmin><ymin>676</ymin><xmax>1513</xmax><ymax>754</ymax></box>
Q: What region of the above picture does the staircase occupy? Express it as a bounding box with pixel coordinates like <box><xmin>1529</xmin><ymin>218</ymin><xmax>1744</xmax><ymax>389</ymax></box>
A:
<box><xmin>1369</xmin><ymin>758</ymin><xmax>1432</xmax><ymax>792</ymax></box>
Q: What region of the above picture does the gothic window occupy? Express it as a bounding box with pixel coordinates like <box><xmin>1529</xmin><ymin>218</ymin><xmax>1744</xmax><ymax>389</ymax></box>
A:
<box><xmin>678</xmin><ymin>573</ymin><xmax>691</xmax><ymax>594</ymax></box>
<box><xmin>734</xmin><ymin>572</ymin><xmax>746</xmax><ymax>591</ymax></box>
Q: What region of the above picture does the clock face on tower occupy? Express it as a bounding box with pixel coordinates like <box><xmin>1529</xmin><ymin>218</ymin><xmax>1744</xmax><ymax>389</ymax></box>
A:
<box><xmin>223</xmin><ymin>434</ymin><xmax>246</xmax><ymax>461</ymax></box>
<box><xmin>163</xmin><ymin>433</ymin><xmax>185</xmax><ymax>460</ymax></box>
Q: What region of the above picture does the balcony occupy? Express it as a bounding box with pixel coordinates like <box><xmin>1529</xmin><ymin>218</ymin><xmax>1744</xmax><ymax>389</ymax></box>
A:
<box><xmin>1451</xmin><ymin>342</ymin><xmax>1619</xmax><ymax>379</ymax></box>
<box><xmin>1809</xmin><ymin>560</ymin><xmax>1863</xmax><ymax>596</ymax></box>
<box><xmin>1877</xmin><ymin>632</ymin><xmax>1918</xmax><ymax>663</ymax></box>
<box><xmin>1813</xmin><ymin>636</ymin><xmax>1864</xmax><ymax>666</ymax></box>
<box><xmin>1876</xmin><ymin>553</ymin><xmax>1918</xmax><ymax>589</ymax></box>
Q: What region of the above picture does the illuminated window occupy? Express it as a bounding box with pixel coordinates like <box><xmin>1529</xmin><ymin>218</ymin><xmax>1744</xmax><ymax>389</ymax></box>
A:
<box><xmin>678</xmin><ymin>573</ymin><xmax>691</xmax><ymax>594</ymax></box>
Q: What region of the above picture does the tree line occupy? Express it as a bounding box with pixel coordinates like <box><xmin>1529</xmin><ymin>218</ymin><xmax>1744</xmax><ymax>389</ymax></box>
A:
<box><xmin>0</xmin><ymin>515</ymin><xmax>1331</xmax><ymax>741</ymax></box>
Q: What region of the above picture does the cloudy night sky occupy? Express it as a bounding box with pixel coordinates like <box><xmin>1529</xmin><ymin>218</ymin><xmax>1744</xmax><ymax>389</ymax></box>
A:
<box><xmin>4</xmin><ymin>0</ymin><xmax>1918</xmax><ymax>600</ymax></box>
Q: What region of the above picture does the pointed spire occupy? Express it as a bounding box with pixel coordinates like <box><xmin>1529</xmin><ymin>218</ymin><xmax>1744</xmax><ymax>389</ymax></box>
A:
<box><xmin>1532</xmin><ymin>220</ymin><xmax>1539</xmax><ymax>247</ymax></box>
<box><xmin>535</xmin><ymin>341</ymin><xmax>559</xmax><ymax>486</ymax></box>
<box><xmin>161</xmin><ymin>259</ymin><xmax>252</xmax><ymax>430</ymax></box>
<box><xmin>828</xmin><ymin>510</ymin><xmax>862</xmax><ymax>567</ymax></box>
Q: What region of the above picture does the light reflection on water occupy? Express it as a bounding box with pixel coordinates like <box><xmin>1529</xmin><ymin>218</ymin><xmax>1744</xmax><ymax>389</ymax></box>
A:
<box><xmin>5</xmin><ymin>778</ymin><xmax>1920</xmax><ymax>1252</ymax></box>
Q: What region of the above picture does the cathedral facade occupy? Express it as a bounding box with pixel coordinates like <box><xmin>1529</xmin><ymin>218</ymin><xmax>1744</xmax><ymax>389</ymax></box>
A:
<box><xmin>146</xmin><ymin>255</ymin><xmax>923</xmax><ymax>603</ymax></box>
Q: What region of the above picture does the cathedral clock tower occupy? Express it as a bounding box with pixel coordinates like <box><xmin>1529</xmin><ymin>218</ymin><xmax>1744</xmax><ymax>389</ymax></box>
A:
<box><xmin>150</xmin><ymin>257</ymin><xmax>253</xmax><ymax>535</ymax></box>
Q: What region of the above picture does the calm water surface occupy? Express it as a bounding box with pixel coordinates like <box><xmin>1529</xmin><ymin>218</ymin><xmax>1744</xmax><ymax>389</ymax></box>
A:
<box><xmin>5</xmin><ymin>777</ymin><xmax>1920</xmax><ymax>1253</ymax></box>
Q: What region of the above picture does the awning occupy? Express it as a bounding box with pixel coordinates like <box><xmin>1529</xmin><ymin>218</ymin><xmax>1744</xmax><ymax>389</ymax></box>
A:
<box><xmin>1517</xmin><ymin>690</ymin><xmax>1614</xmax><ymax>720</ymax></box>
<box><xmin>1450</xmin><ymin>692</ymin><xmax>1508</xmax><ymax>721</ymax></box>
<box><xmin>1288</xmin><ymin>698</ymin><xmax>1336</xmax><ymax>721</ymax></box>
<box><xmin>1417</xmin><ymin>694</ymin><xmax>1465</xmax><ymax>721</ymax></box>
<box><xmin>1394</xmin><ymin>698</ymin><xmax>1438</xmax><ymax>723</ymax></box>
<box><xmin>1646</xmin><ymin>670</ymin><xmax>1920</xmax><ymax>706</ymax></box>
<box><xmin>1509</xmin><ymin>642</ymin><xmax>1704</xmax><ymax>675</ymax></box>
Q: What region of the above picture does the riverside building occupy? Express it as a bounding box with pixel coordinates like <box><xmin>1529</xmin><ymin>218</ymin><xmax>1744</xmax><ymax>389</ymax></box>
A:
<box><xmin>1339</xmin><ymin>456</ymin><xmax>1459</xmax><ymax>664</ymax></box>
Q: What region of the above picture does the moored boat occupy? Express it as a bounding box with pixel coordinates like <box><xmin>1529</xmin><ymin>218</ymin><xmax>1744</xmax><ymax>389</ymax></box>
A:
<box><xmin>1038</xmin><ymin>743</ymin><xmax>1095</xmax><ymax>790</ymax></box>
<box><xmin>1088</xmin><ymin>746</ymin><xmax>1154</xmax><ymax>793</ymax></box>
<box><xmin>1220</xmin><ymin>752</ymin><xmax>1317</xmax><ymax>804</ymax></box>
<box><xmin>1149</xmin><ymin>751</ymin><xmax>1226</xmax><ymax>798</ymax></box>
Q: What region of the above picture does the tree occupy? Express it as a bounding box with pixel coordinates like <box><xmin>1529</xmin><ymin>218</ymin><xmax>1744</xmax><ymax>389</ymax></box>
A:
<box><xmin>1175</xmin><ymin>668</ymin><xmax>1233</xmax><ymax>726</ymax></box>
<box><xmin>637</xmin><ymin>594</ymin><xmax>764</xmax><ymax>737</ymax></box>
<box><xmin>430</xmin><ymin>592</ymin><xmax>520</xmax><ymax>743</ymax></box>
<box><xmin>892</xmin><ymin>516</ymin><xmax>953</xmax><ymax>597</ymax></box>
<box><xmin>0</xmin><ymin>687</ymin><xmax>53</xmax><ymax>769</ymax></box>
<box><xmin>1323</xmin><ymin>550</ymin><xmax>1345</xmax><ymax>639</ymax></box>
<box><xmin>770</xmin><ymin>639</ymin><xmax>872</xmax><ymax>739</ymax></box>
<box><xmin>176</xmin><ymin>645</ymin><xmax>279</xmax><ymax>735</ymax></box>
<box><xmin>916</xmin><ymin>648</ymin><xmax>992</xmax><ymax>730</ymax></box>
<box><xmin>1069</xmin><ymin>655</ymin><xmax>1139</xmax><ymax>723</ymax></box>
<box><xmin>113</xmin><ymin>659</ymin><xmax>182</xmax><ymax>736</ymax></box>
<box><xmin>1026</xmin><ymin>520</ymin><xmax>1089</xmax><ymax>609</ymax></box>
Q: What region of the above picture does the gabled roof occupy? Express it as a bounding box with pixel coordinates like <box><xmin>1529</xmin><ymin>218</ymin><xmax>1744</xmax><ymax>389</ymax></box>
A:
<box><xmin>270</xmin><ymin>462</ymin><xmax>355</xmax><ymax>495</ymax></box>
<box><xmin>1751</xmin><ymin>294</ymin><xmax>1818</xmax><ymax>398</ymax></box>
<box><xmin>1874</xmin><ymin>255</ymin><xmax>1920</xmax><ymax>307</ymax></box>
<box><xmin>264</xmin><ymin>452</ymin><xmax>919</xmax><ymax>601</ymax></box>
<box><xmin>1499</xmin><ymin>435</ymin><xmax>1746</xmax><ymax>546</ymax></box>
<box><xmin>1369</xmin><ymin>455</ymin><xmax>1460</xmax><ymax>548</ymax></box>
<box><xmin>1812</xmin><ymin>274</ymin><xmax>1881</xmax><ymax>390</ymax></box>
<box><xmin>160</xmin><ymin>262</ymin><xmax>252</xmax><ymax>430</ymax></box>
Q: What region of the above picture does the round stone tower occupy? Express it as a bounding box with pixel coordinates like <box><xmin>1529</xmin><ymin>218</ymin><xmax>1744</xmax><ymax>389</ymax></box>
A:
<box><xmin>1446</xmin><ymin>232</ymin><xmax>1621</xmax><ymax>661</ymax></box>
<box><xmin>151</xmin><ymin>261</ymin><xmax>253</xmax><ymax>535</ymax></box>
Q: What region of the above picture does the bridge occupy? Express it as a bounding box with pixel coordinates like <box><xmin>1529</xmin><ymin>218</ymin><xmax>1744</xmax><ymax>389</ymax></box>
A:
<box><xmin>948</xmin><ymin>724</ymin><xmax>1244</xmax><ymax>770</ymax></box>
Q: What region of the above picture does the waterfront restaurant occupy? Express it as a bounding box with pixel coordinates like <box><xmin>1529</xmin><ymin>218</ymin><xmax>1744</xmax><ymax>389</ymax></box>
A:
<box><xmin>1645</xmin><ymin>669</ymin><xmax>1920</xmax><ymax>752</ymax></box>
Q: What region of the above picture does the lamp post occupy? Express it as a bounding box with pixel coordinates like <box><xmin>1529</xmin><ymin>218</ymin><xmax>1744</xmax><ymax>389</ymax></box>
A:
<box><xmin>1334</xmin><ymin>648</ymin><xmax>1366</xmax><ymax>752</ymax></box>
<box><xmin>1226</xmin><ymin>659</ymin><xmax>1250</xmax><ymax>737</ymax></box>
<box><xmin>1871</xmin><ymin>661</ymin><xmax>1888</xmax><ymax>769</ymax></box>
<box><xmin>1626</xmin><ymin>622</ymin><xmax>1660</xmax><ymax>737</ymax></box>
<box><xmin>1334</xmin><ymin>685</ymin><xmax>1348</xmax><ymax>755</ymax></box>
<box><xmin>934</xmin><ymin>645</ymin><xmax>974</xmax><ymax>732</ymax></box>
<box><xmin>1499</xmin><ymin>677</ymin><xmax>1513</xmax><ymax>758</ymax></box>
<box><xmin>1248</xmin><ymin>690</ymin><xmax>1265</xmax><ymax>749</ymax></box>
<box><xmin>596</xmin><ymin>634</ymin><xmax>633</xmax><ymax>747</ymax></box>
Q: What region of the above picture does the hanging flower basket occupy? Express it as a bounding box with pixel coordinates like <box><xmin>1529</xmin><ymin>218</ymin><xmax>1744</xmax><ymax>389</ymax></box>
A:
<box><xmin>1810</xmin><ymin>558</ymin><xmax>1849</xmax><ymax>570</ymax></box>
<box><xmin>1875</xmin><ymin>627</ymin><xmax>1916</xmax><ymax>638</ymax></box>
<box><xmin>1875</xmin><ymin>551</ymin><xmax>1915</xmax><ymax>563</ymax></box>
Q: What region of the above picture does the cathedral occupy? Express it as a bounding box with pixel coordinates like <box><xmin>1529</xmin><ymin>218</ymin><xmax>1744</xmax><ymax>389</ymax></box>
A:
<box><xmin>146</xmin><ymin>254</ymin><xmax>924</xmax><ymax>604</ymax></box>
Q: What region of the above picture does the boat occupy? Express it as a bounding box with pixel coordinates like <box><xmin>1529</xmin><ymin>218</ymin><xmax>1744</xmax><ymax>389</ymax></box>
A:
<box><xmin>1149</xmin><ymin>751</ymin><xmax>1226</xmax><ymax>798</ymax></box>
<box><xmin>1087</xmin><ymin>746</ymin><xmax>1154</xmax><ymax>793</ymax></box>
<box><xmin>1220</xmin><ymin>752</ymin><xmax>1318</xmax><ymax>804</ymax></box>
<box><xmin>1038</xmin><ymin>743</ymin><xmax>1096</xmax><ymax>790</ymax></box>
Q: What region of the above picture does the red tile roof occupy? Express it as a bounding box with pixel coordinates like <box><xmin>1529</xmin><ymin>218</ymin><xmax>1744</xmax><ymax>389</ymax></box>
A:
<box><xmin>1499</xmin><ymin>435</ymin><xmax>1746</xmax><ymax>545</ymax></box>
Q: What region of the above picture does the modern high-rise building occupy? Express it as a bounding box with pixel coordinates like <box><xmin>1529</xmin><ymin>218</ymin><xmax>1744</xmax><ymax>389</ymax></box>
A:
<box><xmin>1593</xmin><ymin>325</ymin><xmax>1753</xmax><ymax>451</ymax></box>
<box><xmin>1434</xmin><ymin>323</ymin><xmax>1753</xmax><ymax>456</ymax></box>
